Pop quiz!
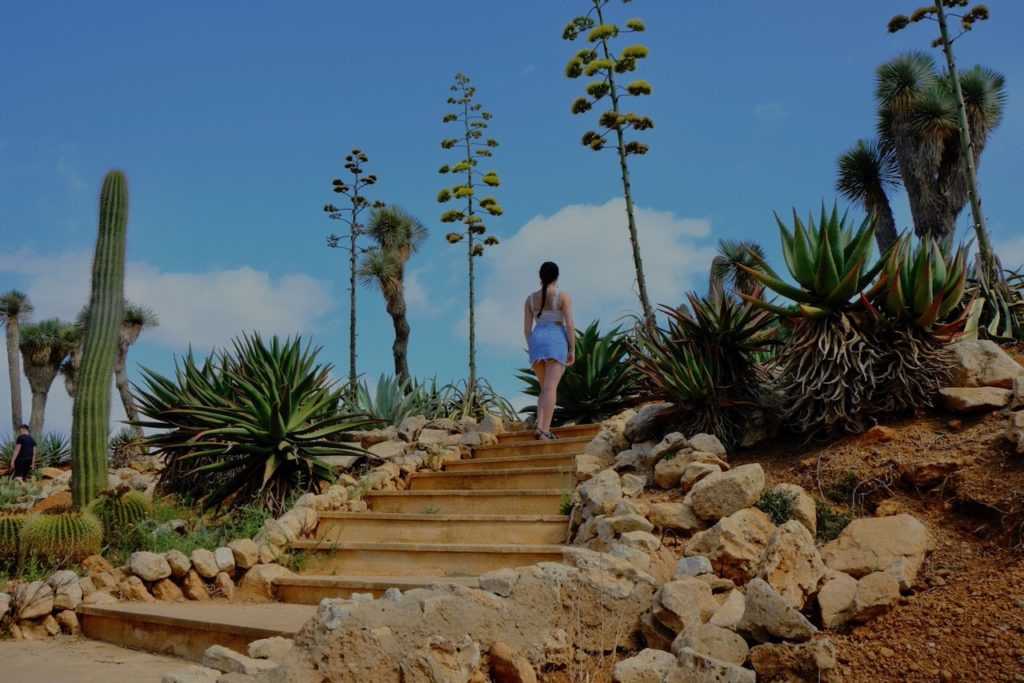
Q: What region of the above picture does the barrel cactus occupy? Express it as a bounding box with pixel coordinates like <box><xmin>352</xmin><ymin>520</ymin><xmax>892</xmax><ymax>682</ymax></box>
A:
<box><xmin>71</xmin><ymin>170</ymin><xmax>128</xmax><ymax>508</ymax></box>
<box><xmin>0</xmin><ymin>515</ymin><xmax>25</xmax><ymax>562</ymax></box>
<box><xmin>90</xmin><ymin>487</ymin><xmax>150</xmax><ymax>545</ymax></box>
<box><xmin>20</xmin><ymin>512</ymin><xmax>103</xmax><ymax>564</ymax></box>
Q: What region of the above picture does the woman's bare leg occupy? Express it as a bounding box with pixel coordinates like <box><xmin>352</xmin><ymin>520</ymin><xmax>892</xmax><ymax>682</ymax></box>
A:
<box><xmin>532</xmin><ymin>361</ymin><xmax>548</xmax><ymax>430</ymax></box>
<box><xmin>538</xmin><ymin>360</ymin><xmax>565</xmax><ymax>434</ymax></box>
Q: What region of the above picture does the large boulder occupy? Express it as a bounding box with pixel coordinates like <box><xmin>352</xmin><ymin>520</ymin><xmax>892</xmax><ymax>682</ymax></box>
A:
<box><xmin>687</xmin><ymin>464</ymin><xmax>765</xmax><ymax>522</ymax></box>
<box><xmin>748</xmin><ymin>640</ymin><xmax>841</xmax><ymax>683</ymax></box>
<box><xmin>736</xmin><ymin>578</ymin><xmax>817</xmax><ymax>643</ymax></box>
<box><xmin>14</xmin><ymin>580</ymin><xmax>54</xmax><ymax>619</ymax></box>
<box><xmin>939</xmin><ymin>387</ymin><xmax>1013</xmax><ymax>414</ymax></box>
<box><xmin>648</xmin><ymin>501</ymin><xmax>705</xmax><ymax>533</ymax></box>
<box><xmin>687</xmin><ymin>434</ymin><xmax>727</xmax><ymax>458</ymax></box>
<box><xmin>652</xmin><ymin>577</ymin><xmax>718</xmax><ymax>633</ymax></box>
<box><xmin>755</xmin><ymin>521</ymin><xmax>826</xmax><ymax>610</ymax></box>
<box><xmin>685</xmin><ymin>508</ymin><xmax>775</xmax><ymax>583</ymax></box>
<box><xmin>624</xmin><ymin>403</ymin><xmax>673</xmax><ymax>443</ymax></box>
<box><xmin>48</xmin><ymin>570</ymin><xmax>83</xmax><ymax>611</ymax></box>
<box><xmin>950</xmin><ymin>340</ymin><xmax>1024</xmax><ymax>389</ymax></box>
<box><xmin>578</xmin><ymin>469</ymin><xmax>623</xmax><ymax>516</ymax></box>
<box><xmin>820</xmin><ymin>514</ymin><xmax>932</xmax><ymax>587</ymax></box>
<box><xmin>130</xmin><ymin>551</ymin><xmax>172</xmax><ymax>582</ymax></box>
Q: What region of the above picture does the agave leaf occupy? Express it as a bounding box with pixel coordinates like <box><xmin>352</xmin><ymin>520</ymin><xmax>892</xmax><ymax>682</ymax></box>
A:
<box><xmin>911</xmin><ymin>253</ymin><xmax>934</xmax><ymax>317</ymax></box>
<box><xmin>813</xmin><ymin>227</ymin><xmax>841</xmax><ymax>296</ymax></box>
<box><xmin>737</xmin><ymin>265</ymin><xmax>817</xmax><ymax>304</ymax></box>
<box><xmin>824</xmin><ymin>257</ymin><xmax>866</xmax><ymax>308</ymax></box>
<box><xmin>788</xmin><ymin>211</ymin><xmax>817</xmax><ymax>288</ymax></box>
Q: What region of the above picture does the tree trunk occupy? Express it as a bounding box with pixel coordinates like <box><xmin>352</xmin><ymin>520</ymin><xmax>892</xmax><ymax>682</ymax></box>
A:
<box><xmin>6</xmin><ymin>320</ymin><xmax>21</xmax><ymax>432</ymax></box>
<box><xmin>29</xmin><ymin>386</ymin><xmax>47</xmax><ymax>438</ymax></box>
<box><xmin>115</xmin><ymin>342</ymin><xmax>142</xmax><ymax>437</ymax></box>
<box><xmin>866</xmin><ymin>191</ymin><xmax>898</xmax><ymax>255</ymax></box>
<box><xmin>384</xmin><ymin>283</ymin><xmax>411</xmax><ymax>386</ymax></box>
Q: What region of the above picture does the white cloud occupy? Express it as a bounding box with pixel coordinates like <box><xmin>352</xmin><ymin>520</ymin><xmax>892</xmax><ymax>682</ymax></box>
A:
<box><xmin>754</xmin><ymin>102</ymin><xmax>785</xmax><ymax>123</ymax></box>
<box><xmin>0</xmin><ymin>249</ymin><xmax>336</xmax><ymax>351</ymax></box>
<box><xmin>997</xmin><ymin>234</ymin><xmax>1024</xmax><ymax>271</ymax></box>
<box><xmin>470</xmin><ymin>198</ymin><xmax>716</xmax><ymax>352</ymax></box>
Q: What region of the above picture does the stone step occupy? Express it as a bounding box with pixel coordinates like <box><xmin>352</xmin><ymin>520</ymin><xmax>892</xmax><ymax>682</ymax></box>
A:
<box><xmin>272</xmin><ymin>575</ymin><xmax>481</xmax><ymax>604</ymax></box>
<box><xmin>289</xmin><ymin>540</ymin><xmax>564</xmax><ymax>576</ymax></box>
<box><xmin>444</xmin><ymin>452</ymin><xmax>575</xmax><ymax>472</ymax></box>
<box><xmin>363</xmin><ymin>490</ymin><xmax>565</xmax><ymax>515</ymax></box>
<box><xmin>496</xmin><ymin>423</ymin><xmax>600</xmax><ymax>443</ymax></box>
<box><xmin>312</xmin><ymin>511</ymin><xmax>568</xmax><ymax>545</ymax></box>
<box><xmin>408</xmin><ymin>467</ymin><xmax>574</xmax><ymax>491</ymax></box>
<box><xmin>472</xmin><ymin>436</ymin><xmax>592</xmax><ymax>459</ymax></box>
<box><xmin>78</xmin><ymin>602</ymin><xmax>316</xmax><ymax>663</ymax></box>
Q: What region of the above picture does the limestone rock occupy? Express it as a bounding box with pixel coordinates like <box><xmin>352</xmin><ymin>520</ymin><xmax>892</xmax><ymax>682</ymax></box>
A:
<box><xmin>48</xmin><ymin>570</ymin><xmax>83</xmax><ymax>610</ymax></box>
<box><xmin>398</xmin><ymin>415</ymin><xmax>426</xmax><ymax>440</ymax></box>
<box><xmin>639</xmin><ymin>610</ymin><xmax>675</xmax><ymax>652</ymax></box>
<box><xmin>756</xmin><ymin>520</ymin><xmax>826</xmax><ymax>610</ymax></box>
<box><xmin>575</xmin><ymin>453</ymin><xmax>613</xmax><ymax>482</ymax></box>
<box><xmin>688</xmin><ymin>464</ymin><xmax>765</xmax><ymax>521</ymax></box>
<box><xmin>236</xmin><ymin>563</ymin><xmax>294</xmax><ymax>602</ymax></box>
<box><xmin>119</xmin><ymin>575</ymin><xmax>156</xmax><ymax>602</ymax></box>
<box><xmin>620</xmin><ymin>473</ymin><xmax>646</xmax><ymax>498</ymax></box>
<box><xmin>180</xmin><ymin>570</ymin><xmax>210</xmax><ymax>601</ymax></box>
<box><xmin>248</xmin><ymin>636</ymin><xmax>293</xmax><ymax>661</ymax></box>
<box><xmin>680</xmin><ymin>462</ymin><xmax>721</xmax><ymax>493</ymax></box>
<box><xmin>748</xmin><ymin>639</ymin><xmax>840</xmax><ymax>683</ymax></box>
<box><xmin>478</xmin><ymin>414</ymin><xmax>505</xmax><ymax>435</ymax></box>
<box><xmin>817</xmin><ymin>572</ymin><xmax>858</xmax><ymax>629</ymax></box>
<box><xmin>130</xmin><ymin>551</ymin><xmax>172</xmax><ymax>582</ymax></box>
<box><xmin>685</xmin><ymin>508</ymin><xmax>775</xmax><ymax>583</ymax></box>
<box><xmin>771</xmin><ymin>483</ymin><xmax>816</xmax><ymax>536</ymax></box>
<box><xmin>851</xmin><ymin>571</ymin><xmax>900</xmax><ymax>623</ymax></box>
<box><xmin>901</xmin><ymin>455</ymin><xmax>961</xmax><ymax>489</ymax></box>
<box><xmin>674</xmin><ymin>556</ymin><xmax>713</xmax><ymax>578</ymax></box>
<box><xmin>624</xmin><ymin>403</ymin><xmax>673</xmax><ymax>443</ymax></box>
<box><xmin>737</xmin><ymin>578</ymin><xmax>817</xmax><ymax>643</ymax></box>
<box><xmin>950</xmin><ymin>339</ymin><xmax>1024</xmax><ymax>389</ymax></box>
<box><xmin>939</xmin><ymin>386</ymin><xmax>1012</xmax><ymax>414</ymax></box>
<box><xmin>228</xmin><ymin>539</ymin><xmax>259</xmax><ymax>570</ymax></box>
<box><xmin>708</xmin><ymin>589</ymin><xmax>746</xmax><ymax>630</ymax></box>
<box><xmin>479</xmin><ymin>568</ymin><xmax>520</xmax><ymax>597</ymax></box>
<box><xmin>82</xmin><ymin>554</ymin><xmax>115</xmax><ymax>576</ymax></box>
<box><xmin>14</xmin><ymin>580</ymin><xmax>54</xmax><ymax>619</ymax></box>
<box><xmin>606</xmin><ymin>514</ymin><xmax>655</xmax><ymax>535</ymax></box>
<box><xmin>368</xmin><ymin>439</ymin><xmax>409</xmax><ymax>460</ymax></box>
<box><xmin>55</xmin><ymin>609</ymin><xmax>80</xmax><ymax>635</ymax></box>
<box><xmin>162</xmin><ymin>665</ymin><xmax>223</xmax><ymax>683</ymax></box>
<box><xmin>687</xmin><ymin>433</ymin><xmax>727</xmax><ymax>457</ymax></box>
<box><xmin>214</xmin><ymin>571</ymin><xmax>235</xmax><ymax>600</ymax></box>
<box><xmin>489</xmin><ymin>640</ymin><xmax>537</xmax><ymax>683</ymax></box>
<box><xmin>191</xmin><ymin>549</ymin><xmax>220</xmax><ymax>579</ymax></box>
<box><xmin>672</xmin><ymin>623</ymin><xmax>749</xmax><ymax>665</ymax></box>
<box><xmin>612</xmin><ymin>648</ymin><xmax>676</xmax><ymax>683</ymax></box>
<box><xmin>666</xmin><ymin>648</ymin><xmax>756</xmax><ymax>683</ymax></box>
<box><xmin>0</xmin><ymin>592</ymin><xmax>10</xmax><ymax>618</ymax></box>
<box><xmin>150</xmin><ymin>578</ymin><xmax>185</xmax><ymax>602</ymax></box>
<box><xmin>820</xmin><ymin>514</ymin><xmax>932</xmax><ymax>583</ymax></box>
<box><xmin>653</xmin><ymin>456</ymin><xmax>690</xmax><ymax>489</ymax></box>
<box><xmin>82</xmin><ymin>590</ymin><xmax>118</xmax><ymax>605</ymax></box>
<box><xmin>1008</xmin><ymin>410</ymin><xmax>1024</xmax><ymax>454</ymax></box>
<box><xmin>78</xmin><ymin>575</ymin><xmax>96</xmax><ymax>597</ymax></box>
<box><xmin>408</xmin><ymin>634</ymin><xmax>481</xmax><ymax>683</ymax></box>
<box><xmin>578</xmin><ymin>469</ymin><xmax>623</xmax><ymax>515</ymax></box>
<box><xmin>214</xmin><ymin>546</ymin><xmax>236</xmax><ymax>574</ymax></box>
<box><xmin>652</xmin><ymin>577</ymin><xmax>718</xmax><ymax>633</ymax></box>
<box><xmin>648</xmin><ymin>501</ymin><xmax>705</xmax><ymax>533</ymax></box>
<box><xmin>203</xmin><ymin>644</ymin><xmax>278</xmax><ymax>675</ymax></box>
<box><xmin>165</xmin><ymin>549</ymin><xmax>192</xmax><ymax>577</ymax></box>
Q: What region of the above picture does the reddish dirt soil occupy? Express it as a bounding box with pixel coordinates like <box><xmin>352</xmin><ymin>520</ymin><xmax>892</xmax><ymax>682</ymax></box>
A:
<box><xmin>31</xmin><ymin>490</ymin><xmax>72</xmax><ymax>513</ymax></box>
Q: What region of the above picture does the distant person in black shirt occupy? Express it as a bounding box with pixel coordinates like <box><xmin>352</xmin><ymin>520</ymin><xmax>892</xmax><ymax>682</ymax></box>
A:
<box><xmin>11</xmin><ymin>424</ymin><xmax>35</xmax><ymax>482</ymax></box>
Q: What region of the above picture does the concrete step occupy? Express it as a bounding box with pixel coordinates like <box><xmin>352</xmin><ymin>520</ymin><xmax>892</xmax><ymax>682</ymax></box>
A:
<box><xmin>289</xmin><ymin>540</ymin><xmax>565</xmax><ymax>576</ymax></box>
<box><xmin>313</xmin><ymin>511</ymin><xmax>568</xmax><ymax>545</ymax></box>
<box><xmin>472</xmin><ymin>436</ymin><xmax>592</xmax><ymax>459</ymax></box>
<box><xmin>272</xmin><ymin>575</ymin><xmax>481</xmax><ymax>604</ymax></box>
<box><xmin>444</xmin><ymin>452</ymin><xmax>574</xmax><ymax>472</ymax></box>
<box><xmin>496</xmin><ymin>423</ymin><xmax>600</xmax><ymax>444</ymax></box>
<box><xmin>78</xmin><ymin>602</ymin><xmax>315</xmax><ymax>663</ymax></box>
<box><xmin>408</xmin><ymin>467</ymin><xmax>574</xmax><ymax>491</ymax></box>
<box><xmin>364</xmin><ymin>490</ymin><xmax>565</xmax><ymax>515</ymax></box>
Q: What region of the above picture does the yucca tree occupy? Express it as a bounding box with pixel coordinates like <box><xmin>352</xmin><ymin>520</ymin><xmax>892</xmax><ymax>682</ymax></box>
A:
<box><xmin>20</xmin><ymin>318</ymin><xmax>77</xmax><ymax>437</ymax></box>
<box><xmin>836</xmin><ymin>139</ymin><xmax>901</xmax><ymax>254</ymax></box>
<box><xmin>708</xmin><ymin>239</ymin><xmax>768</xmax><ymax>301</ymax></box>
<box><xmin>116</xmin><ymin>303</ymin><xmax>158</xmax><ymax>434</ymax></box>
<box><xmin>0</xmin><ymin>290</ymin><xmax>33</xmax><ymax>433</ymax></box>
<box><xmin>358</xmin><ymin>205</ymin><xmax>428</xmax><ymax>385</ymax></box>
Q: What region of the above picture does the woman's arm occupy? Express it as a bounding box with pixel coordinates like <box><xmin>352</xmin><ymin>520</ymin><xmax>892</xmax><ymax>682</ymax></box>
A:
<box><xmin>523</xmin><ymin>296</ymin><xmax>534</xmax><ymax>344</ymax></box>
<box><xmin>562</xmin><ymin>292</ymin><xmax>576</xmax><ymax>366</ymax></box>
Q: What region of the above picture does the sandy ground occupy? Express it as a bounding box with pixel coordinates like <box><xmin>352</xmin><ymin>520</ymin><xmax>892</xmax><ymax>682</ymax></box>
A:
<box><xmin>0</xmin><ymin>636</ymin><xmax>189</xmax><ymax>683</ymax></box>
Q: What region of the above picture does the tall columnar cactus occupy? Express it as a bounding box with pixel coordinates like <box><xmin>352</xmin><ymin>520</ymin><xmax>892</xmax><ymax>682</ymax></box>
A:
<box><xmin>71</xmin><ymin>170</ymin><xmax>128</xmax><ymax>508</ymax></box>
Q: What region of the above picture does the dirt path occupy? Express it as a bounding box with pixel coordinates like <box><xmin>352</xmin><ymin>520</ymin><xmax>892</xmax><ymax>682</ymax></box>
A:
<box><xmin>0</xmin><ymin>636</ymin><xmax>189</xmax><ymax>683</ymax></box>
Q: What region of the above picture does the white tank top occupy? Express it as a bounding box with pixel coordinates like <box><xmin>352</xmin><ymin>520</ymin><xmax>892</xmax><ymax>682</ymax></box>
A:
<box><xmin>529</xmin><ymin>289</ymin><xmax>563</xmax><ymax>324</ymax></box>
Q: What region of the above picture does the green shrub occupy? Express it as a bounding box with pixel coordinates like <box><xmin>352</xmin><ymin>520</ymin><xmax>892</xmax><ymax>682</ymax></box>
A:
<box><xmin>135</xmin><ymin>333</ymin><xmax>372</xmax><ymax>514</ymax></box>
<box><xmin>756</xmin><ymin>488</ymin><xmax>797</xmax><ymax>526</ymax></box>
<box><xmin>825</xmin><ymin>473</ymin><xmax>860</xmax><ymax>505</ymax></box>
<box><xmin>0</xmin><ymin>515</ymin><xmax>25</xmax><ymax>562</ymax></box>
<box><xmin>518</xmin><ymin>321</ymin><xmax>640</xmax><ymax>425</ymax></box>
<box><xmin>20</xmin><ymin>512</ymin><xmax>103</xmax><ymax>564</ymax></box>
<box><xmin>815</xmin><ymin>498</ymin><xmax>852</xmax><ymax>543</ymax></box>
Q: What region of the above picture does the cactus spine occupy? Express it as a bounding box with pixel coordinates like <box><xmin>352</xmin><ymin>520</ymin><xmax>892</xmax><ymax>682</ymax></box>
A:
<box><xmin>71</xmin><ymin>170</ymin><xmax>128</xmax><ymax>508</ymax></box>
<box><xmin>20</xmin><ymin>512</ymin><xmax>103</xmax><ymax>563</ymax></box>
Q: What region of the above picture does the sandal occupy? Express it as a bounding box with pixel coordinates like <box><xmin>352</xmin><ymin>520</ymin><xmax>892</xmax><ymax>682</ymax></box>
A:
<box><xmin>535</xmin><ymin>429</ymin><xmax>558</xmax><ymax>441</ymax></box>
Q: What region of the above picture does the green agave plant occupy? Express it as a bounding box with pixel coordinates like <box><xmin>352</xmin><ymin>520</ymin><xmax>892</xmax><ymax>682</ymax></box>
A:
<box><xmin>343</xmin><ymin>374</ymin><xmax>443</xmax><ymax>427</ymax></box>
<box><xmin>517</xmin><ymin>322</ymin><xmax>640</xmax><ymax>425</ymax></box>
<box><xmin>867</xmin><ymin>234</ymin><xmax>968</xmax><ymax>333</ymax></box>
<box><xmin>135</xmin><ymin>333</ymin><xmax>373</xmax><ymax>514</ymax></box>
<box><xmin>742</xmin><ymin>205</ymin><xmax>883</xmax><ymax>317</ymax></box>
<box><xmin>437</xmin><ymin>377</ymin><xmax>518</xmax><ymax>422</ymax></box>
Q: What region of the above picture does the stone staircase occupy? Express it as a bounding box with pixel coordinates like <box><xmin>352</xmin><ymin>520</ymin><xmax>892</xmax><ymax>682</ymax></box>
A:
<box><xmin>79</xmin><ymin>423</ymin><xmax>598</xmax><ymax>661</ymax></box>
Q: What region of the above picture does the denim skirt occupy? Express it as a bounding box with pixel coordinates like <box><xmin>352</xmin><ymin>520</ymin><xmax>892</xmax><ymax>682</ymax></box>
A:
<box><xmin>529</xmin><ymin>323</ymin><xmax>569</xmax><ymax>365</ymax></box>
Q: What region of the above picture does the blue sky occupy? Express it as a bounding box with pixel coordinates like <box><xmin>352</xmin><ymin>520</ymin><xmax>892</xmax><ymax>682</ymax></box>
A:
<box><xmin>2</xmin><ymin>1</ymin><xmax>1023</xmax><ymax>434</ymax></box>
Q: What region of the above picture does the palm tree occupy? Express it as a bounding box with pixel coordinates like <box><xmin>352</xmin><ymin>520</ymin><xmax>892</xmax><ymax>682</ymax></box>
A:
<box><xmin>836</xmin><ymin>139</ymin><xmax>901</xmax><ymax>254</ymax></box>
<box><xmin>0</xmin><ymin>290</ymin><xmax>33</xmax><ymax>433</ymax></box>
<box><xmin>358</xmin><ymin>205</ymin><xmax>428</xmax><ymax>385</ymax></box>
<box><xmin>708</xmin><ymin>239</ymin><xmax>767</xmax><ymax>301</ymax></box>
<box><xmin>874</xmin><ymin>51</ymin><xmax>1005</xmax><ymax>242</ymax></box>
<box><xmin>20</xmin><ymin>318</ymin><xmax>76</xmax><ymax>437</ymax></box>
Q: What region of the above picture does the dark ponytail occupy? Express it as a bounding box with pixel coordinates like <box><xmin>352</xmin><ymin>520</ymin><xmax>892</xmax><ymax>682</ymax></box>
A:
<box><xmin>537</xmin><ymin>261</ymin><xmax>559</xmax><ymax>319</ymax></box>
